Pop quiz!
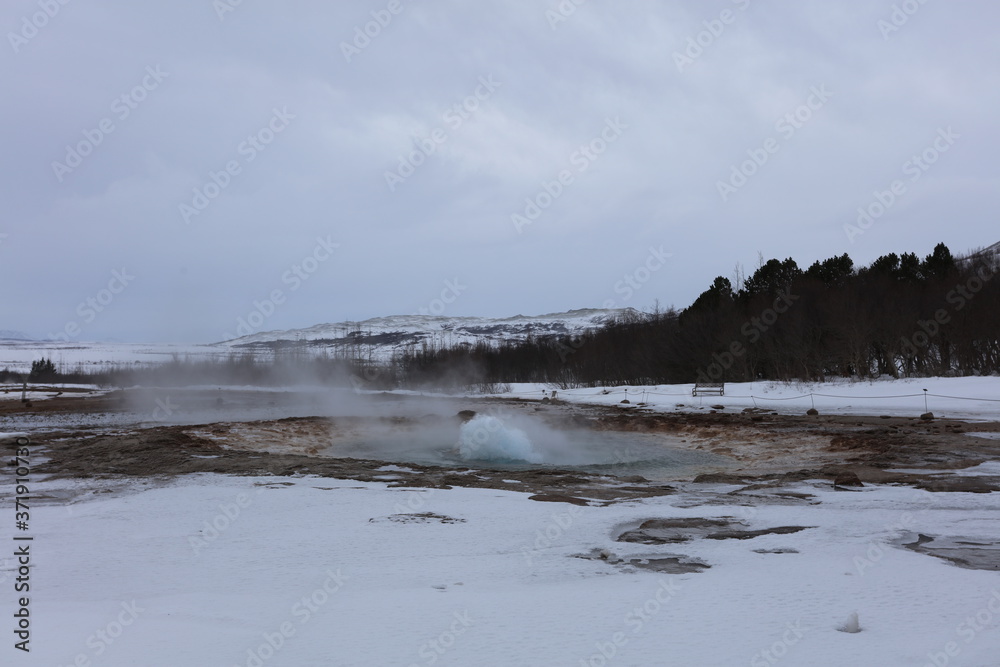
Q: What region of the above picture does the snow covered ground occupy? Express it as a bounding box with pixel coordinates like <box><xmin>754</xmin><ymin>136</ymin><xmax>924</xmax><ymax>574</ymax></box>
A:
<box><xmin>504</xmin><ymin>376</ymin><xmax>1000</xmax><ymax>421</ymax></box>
<box><xmin>2</xmin><ymin>375</ymin><xmax>999</xmax><ymax>665</ymax></box>
<box><xmin>3</xmin><ymin>472</ymin><xmax>999</xmax><ymax>666</ymax></box>
<box><xmin>0</xmin><ymin>341</ymin><xmax>223</xmax><ymax>374</ymax></box>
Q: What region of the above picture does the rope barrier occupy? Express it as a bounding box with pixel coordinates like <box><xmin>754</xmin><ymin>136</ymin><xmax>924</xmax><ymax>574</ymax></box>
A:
<box><xmin>727</xmin><ymin>394</ymin><xmax>813</xmax><ymax>401</ymax></box>
<box><xmin>811</xmin><ymin>393</ymin><xmax>925</xmax><ymax>399</ymax></box>
<box><xmin>529</xmin><ymin>386</ymin><xmax>1000</xmax><ymax>404</ymax></box>
<box><xmin>927</xmin><ymin>393</ymin><xmax>1000</xmax><ymax>403</ymax></box>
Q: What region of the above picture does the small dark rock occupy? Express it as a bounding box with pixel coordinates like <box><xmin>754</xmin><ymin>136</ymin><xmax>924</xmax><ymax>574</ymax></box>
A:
<box><xmin>456</xmin><ymin>410</ymin><xmax>476</xmax><ymax>422</ymax></box>
<box><xmin>693</xmin><ymin>473</ymin><xmax>748</xmax><ymax>484</ymax></box>
<box><xmin>833</xmin><ymin>472</ymin><xmax>864</xmax><ymax>488</ymax></box>
<box><xmin>618</xmin><ymin>475</ymin><xmax>648</xmax><ymax>483</ymax></box>
<box><xmin>920</xmin><ymin>412</ymin><xmax>934</xmax><ymax>420</ymax></box>
<box><xmin>528</xmin><ymin>494</ymin><xmax>592</xmax><ymax>506</ymax></box>
<box><xmin>806</xmin><ymin>408</ymin><xmax>819</xmax><ymax>416</ymax></box>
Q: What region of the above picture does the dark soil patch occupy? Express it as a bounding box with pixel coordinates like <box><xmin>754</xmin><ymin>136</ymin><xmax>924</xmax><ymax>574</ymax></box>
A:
<box><xmin>618</xmin><ymin>517</ymin><xmax>811</xmax><ymax>544</ymax></box>
<box><xmin>375</xmin><ymin>513</ymin><xmax>466</xmax><ymax>524</ymax></box>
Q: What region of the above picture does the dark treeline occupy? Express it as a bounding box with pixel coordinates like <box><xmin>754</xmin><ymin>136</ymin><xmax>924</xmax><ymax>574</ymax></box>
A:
<box><xmin>7</xmin><ymin>243</ymin><xmax>997</xmax><ymax>391</ymax></box>
<box><xmin>0</xmin><ymin>353</ymin><xmax>400</xmax><ymax>390</ymax></box>
<box><xmin>396</xmin><ymin>243</ymin><xmax>1000</xmax><ymax>387</ymax></box>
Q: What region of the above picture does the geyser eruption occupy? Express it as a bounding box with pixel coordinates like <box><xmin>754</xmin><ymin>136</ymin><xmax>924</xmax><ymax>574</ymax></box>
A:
<box><xmin>457</xmin><ymin>415</ymin><xmax>542</xmax><ymax>463</ymax></box>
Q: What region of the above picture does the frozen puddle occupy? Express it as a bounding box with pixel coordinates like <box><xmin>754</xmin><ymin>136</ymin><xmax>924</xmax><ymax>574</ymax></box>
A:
<box><xmin>575</xmin><ymin>517</ymin><xmax>814</xmax><ymax>574</ymax></box>
<box><xmin>574</xmin><ymin>548</ymin><xmax>710</xmax><ymax>574</ymax></box>
<box><xmin>885</xmin><ymin>460</ymin><xmax>1000</xmax><ymax>477</ymax></box>
<box><xmin>893</xmin><ymin>532</ymin><xmax>1000</xmax><ymax>571</ymax></box>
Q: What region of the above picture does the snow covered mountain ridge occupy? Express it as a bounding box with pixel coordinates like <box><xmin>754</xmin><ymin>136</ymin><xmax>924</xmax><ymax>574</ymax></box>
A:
<box><xmin>216</xmin><ymin>308</ymin><xmax>637</xmax><ymax>357</ymax></box>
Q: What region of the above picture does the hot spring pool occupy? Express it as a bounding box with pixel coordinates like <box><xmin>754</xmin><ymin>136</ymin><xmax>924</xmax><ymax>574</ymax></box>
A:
<box><xmin>322</xmin><ymin>413</ymin><xmax>734</xmax><ymax>482</ymax></box>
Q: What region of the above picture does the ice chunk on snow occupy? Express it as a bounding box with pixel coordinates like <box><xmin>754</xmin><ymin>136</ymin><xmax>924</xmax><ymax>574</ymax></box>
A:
<box><xmin>838</xmin><ymin>611</ymin><xmax>861</xmax><ymax>633</ymax></box>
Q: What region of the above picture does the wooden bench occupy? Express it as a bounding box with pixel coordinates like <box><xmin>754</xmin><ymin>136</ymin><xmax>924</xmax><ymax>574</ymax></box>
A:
<box><xmin>692</xmin><ymin>382</ymin><xmax>724</xmax><ymax>396</ymax></box>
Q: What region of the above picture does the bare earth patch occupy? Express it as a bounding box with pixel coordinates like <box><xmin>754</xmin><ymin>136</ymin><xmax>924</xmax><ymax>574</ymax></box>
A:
<box><xmin>9</xmin><ymin>394</ymin><xmax>1000</xmax><ymax>503</ymax></box>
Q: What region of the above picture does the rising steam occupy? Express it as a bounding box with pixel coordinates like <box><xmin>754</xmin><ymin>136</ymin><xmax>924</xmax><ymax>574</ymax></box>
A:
<box><xmin>457</xmin><ymin>414</ymin><xmax>542</xmax><ymax>463</ymax></box>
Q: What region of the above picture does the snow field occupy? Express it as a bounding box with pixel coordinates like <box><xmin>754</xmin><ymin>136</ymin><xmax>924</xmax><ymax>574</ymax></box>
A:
<box><xmin>5</xmin><ymin>473</ymin><xmax>998</xmax><ymax>666</ymax></box>
<box><xmin>505</xmin><ymin>376</ymin><xmax>1000</xmax><ymax>421</ymax></box>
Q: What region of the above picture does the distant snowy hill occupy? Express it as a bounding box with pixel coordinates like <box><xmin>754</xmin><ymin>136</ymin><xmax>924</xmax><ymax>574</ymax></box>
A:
<box><xmin>0</xmin><ymin>330</ymin><xmax>33</xmax><ymax>341</ymax></box>
<box><xmin>215</xmin><ymin>308</ymin><xmax>636</xmax><ymax>358</ymax></box>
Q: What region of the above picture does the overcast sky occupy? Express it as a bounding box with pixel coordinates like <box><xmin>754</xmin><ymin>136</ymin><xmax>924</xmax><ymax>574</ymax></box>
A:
<box><xmin>2</xmin><ymin>1</ymin><xmax>997</xmax><ymax>343</ymax></box>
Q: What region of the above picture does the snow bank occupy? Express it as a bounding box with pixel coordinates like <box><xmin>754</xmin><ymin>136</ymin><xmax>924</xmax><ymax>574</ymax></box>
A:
<box><xmin>11</xmin><ymin>474</ymin><xmax>1000</xmax><ymax>666</ymax></box>
<box><xmin>504</xmin><ymin>376</ymin><xmax>1000</xmax><ymax>420</ymax></box>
